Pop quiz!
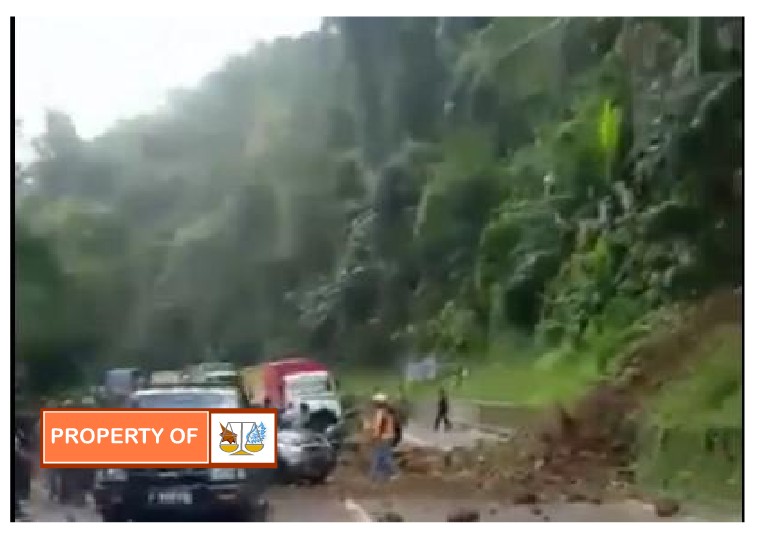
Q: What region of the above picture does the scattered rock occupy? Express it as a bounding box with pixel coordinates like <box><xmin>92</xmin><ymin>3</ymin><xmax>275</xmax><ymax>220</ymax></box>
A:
<box><xmin>611</xmin><ymin>441</ymin><xmax>629</xmax><ymax>455</ymax></box>
<box><xmin>564</xmin><ymin>492</ymin><xmax>587</xmax><ymax>503</ymax></box>
<box><xmin>447</xmin><ymin>509</ymin><xmax>480</xmax><ymax>522</ymax></box>
<box><xmin>531</xmin><ymin>507</ymin><xmax>543</xmax><ymax>516</ymax></box>
<box><xmin>542</xmin><ymin>515</ymin><xmax>551</xmax><ymax>521</ymax></box>
<box><xmin>376</xmin><ymin>511</ymin><xmax>405</xmax><ymax>522</ymax></box>
<box><xmin>489</xmin><ymin>505</ymin><xmax>498</xmax><ymax>516</ymax></box>
<box><xmin>621</xmin><ymin>366</ymin><xmax>644</xmax><ymax>385</ymax></box>
<box><xmin>616</xmin><ymin>468</ymin><xmax>635</xmax><ymax>484</ymax></box>
<box><xmin>403</xmin><ymin>456</ymin><xmax>435</xmax><ymax>474</ymax></box>
<box><xmin>344</xmin><ymin>440</ymin><xmax>362</xmax><ymax>454</ymax></box>
<box><xmin>512</xmin><ymin>491</ymin><xmax>539</xmax><ymax>505</ymax></box>
<box><xmin>654</xmin><ymin>498</ymin><xmax>680</xmax><ymax>518</ymax></box>
<box><xmin>578</xmin><ymin>450</ymin><xmax>597</xmax><ymax>460</ymax></box>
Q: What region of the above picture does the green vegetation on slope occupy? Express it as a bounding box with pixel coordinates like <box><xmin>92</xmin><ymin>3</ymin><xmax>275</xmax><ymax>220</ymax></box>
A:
<box><xmin>634</xmin><ymin>324</ymin><xmax>742</xmax><ymax>508</ymax></box>
<box><xmin>15</xmin><ymin>18</ymin><xmax>743</xmax><ymax>415</ymax></box>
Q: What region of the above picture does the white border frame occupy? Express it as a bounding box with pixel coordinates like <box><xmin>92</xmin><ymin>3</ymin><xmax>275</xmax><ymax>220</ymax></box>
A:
<box><xmin>3</xmin><ymin>1</ymin><xmax>757</xmax><ymax>535</ymax></box>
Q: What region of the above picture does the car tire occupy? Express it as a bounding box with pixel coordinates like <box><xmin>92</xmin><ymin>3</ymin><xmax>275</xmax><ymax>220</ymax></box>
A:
<box><xmin>277</xmin><ymin>462</ymin><xmax>293</xmax><ymax>485</ymax></box>
<box><xmin>309</xmin><ymin>470</ymin><xmax>330</xmax><ymax>485</ymax></box>
<box><xmin>100</xmin><ymin>507</ymin><xmax>126</xmax><ymax>522</ymax></box>
<box><xmin>233</xmin><ymin>501</ymin><xmax>268</xmax><ymax>522</ymax></box>
<box><xmin>251</xmin><ymin>500</ymin><xmax>271</xmax><ymax>522</ymax></box>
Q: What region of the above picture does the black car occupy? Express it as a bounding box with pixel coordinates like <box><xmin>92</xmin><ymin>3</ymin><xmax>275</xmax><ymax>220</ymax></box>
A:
<box><xmin>297</xmin><ymin>406</ymin><xmax>346</xmax><ymax>453</ymax></box>
<box><xmin>94</xmin><ymin>386</ymin><xmax>272</xmax><ymax>522</ymax></box>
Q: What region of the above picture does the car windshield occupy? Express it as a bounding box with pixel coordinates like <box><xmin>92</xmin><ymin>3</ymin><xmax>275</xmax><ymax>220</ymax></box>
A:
<box><xmin>205</xmin><ymin>371</ymin><xmax>237</xmax><ymax>384</ymax></box>
<box><xmin>285</xmin><ymin>373</ymin><xmax>335</xmax><ymax>396</ymax></box>
<box><xmin>106</xmin><ymin>369</ymin><xmax>138</xmax><ymax>395</ymax></box>
<box><xmin>133</xmin><ymin>390</ymin><xmax>240</xmax><ymax>409</ymax></box>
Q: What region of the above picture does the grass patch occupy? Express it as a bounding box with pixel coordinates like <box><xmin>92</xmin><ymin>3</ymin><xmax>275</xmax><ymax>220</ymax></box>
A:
<box><xmin>451</xmin><ymin>323</ymin><xmax>645</xmax><ymax>405</ymax></box>
<box><xmin>647</xmin><ymin>324</ymin><xmax>742</xmax><ymax>429</ymax></box>
<box><xmin>338</xmin><ymin>370</ymin><xmax>404</xmax><ymax>399</ymax></box>
<box><xmin>336</xmin><ymin>319</ymin><xmax>649</xmax><ymax>405</ymax></box>
<box><xmin>635</xmin><ymin>424</ymin><xmax>742</xmax><ymax>512</ymax></box>
<box><xmin>636</xmin><ymin>324</ymin><xmax>742</xmax><ymax>510</ymax></box>
<box><xmin>453</xmin><ymin>355</ymin><xmax>599</xmax><ymax>405</ymax></box>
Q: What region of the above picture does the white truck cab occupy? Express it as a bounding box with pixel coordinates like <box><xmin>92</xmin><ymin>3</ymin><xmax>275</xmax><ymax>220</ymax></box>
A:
<box><xmin>283</xmin><ymin>371</ymin><xmax>341</xmax><ymax>418</ymax></box>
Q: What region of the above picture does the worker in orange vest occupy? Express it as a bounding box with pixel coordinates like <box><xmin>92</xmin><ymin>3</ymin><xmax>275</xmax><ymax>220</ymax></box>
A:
<box><xmin>369</xmin><ymin>393</ymin><xmax>397</xmax><ymax>482</ymax></box>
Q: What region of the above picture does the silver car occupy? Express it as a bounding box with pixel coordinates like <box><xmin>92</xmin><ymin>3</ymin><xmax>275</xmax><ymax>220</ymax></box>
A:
<box><xmin>277</xmin><ymin>417</ymin><xmax>337</xmax><ymax>484</ymax></box>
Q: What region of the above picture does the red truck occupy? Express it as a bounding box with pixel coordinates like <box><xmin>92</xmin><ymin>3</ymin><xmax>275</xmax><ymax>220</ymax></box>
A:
<box><xmin>241</xmin><ymin>358</ymin><xmax>341</xmax><ymax>417</ymax></box>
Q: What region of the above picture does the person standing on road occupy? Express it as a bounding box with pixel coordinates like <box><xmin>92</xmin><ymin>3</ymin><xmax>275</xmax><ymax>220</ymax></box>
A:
<box><xmin>15</xmin><ymin>417</ymin><xmax>33</xmax><ymax>502</ymax></box>
<box><xmin>14</xmin><ymin>430</ymin><xmax>25</xmax><ymax>520</ymax></box>
<box><xmin>434</xmin><ymin>387</ymin><xmax>452</xmax><ymax>432</ymax></box>
<box><xmin>44</xmin><ymin>399</ymin><xmax>61</xmax><ymax>501</ymax></box>
<box><xmin>73</xmin><ymin>397</ymin><xmax>95</xmax><ymax>505</ymax></box>
<box><xmin>369</xmin><ymin>393</ymin><xmax>397</xmax><ymax>482</ymax></box>
<box><xmin>58</xmin><ymin>398</ymin><xmax>84</xmax><ymax>505</ymax></box>
<box><xmin>297</xmin><ymin>402</ymin><xmax>312</xmax><ymax>429</ymax></box>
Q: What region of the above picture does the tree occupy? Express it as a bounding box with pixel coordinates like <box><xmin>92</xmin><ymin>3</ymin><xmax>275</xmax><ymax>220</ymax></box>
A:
<box><xmin>17</xmin><ymin>17</ymin><xmax>743</xmax><ymax>390</ymax></box>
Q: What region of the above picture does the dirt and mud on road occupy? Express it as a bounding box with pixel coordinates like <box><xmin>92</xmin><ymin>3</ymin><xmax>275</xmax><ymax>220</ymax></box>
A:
<box><xmin>18</xmin><ymin>474</ymin><xmax>708</xmax><ymax>523</ymax></box>
<box><xmin>317</xmin><ymin>440</ymin><xmax>723</xmax><ymax>522</ymax></box>
<box><xmin>15</xmin><ymin>294</ymin><xmax>741</xmax><ymax>523</ymax></box>
<box><xmin>328</xmin><ymin>291</ymin><xmax>743</xmax><ymax>521</ymax></box>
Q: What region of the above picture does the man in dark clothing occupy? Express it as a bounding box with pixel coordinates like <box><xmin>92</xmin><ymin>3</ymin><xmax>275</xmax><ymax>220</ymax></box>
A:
<box><xmin>15</xmin><ymin>418</ymin><xmax>32</xmax><ymax>502</ymax></box>
<box><xmin>434</xmin><ymin>387</ymin><xmax>452</xmax><ymax>431</ymax></box>
<box><xmin>14</xmin><ymin>430</ymin><xmax>27</xmax><ymax>519</ymax></box>
<box><xmin>297</xmin><ymin>402</ymin><xmax>311</xmax><ymax>429</ymax></box>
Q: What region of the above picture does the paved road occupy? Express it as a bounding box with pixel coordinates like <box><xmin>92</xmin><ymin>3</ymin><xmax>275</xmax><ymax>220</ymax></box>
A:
<box><xmin>348</xmin><ymin>495</ymin><xmax>709</xmax><ymax>522</ymax></box>
<box><xmin>18</xmin><ymin>479</ymin><xmax>717</xmax><ymax>523</ymax></box>
<box><xmin>17</xmin><ymin>481</ymin><xmax>359</xmax><ymax>522</ymax></box>
<box><xmin>16</xmin><ymin>491</ymin><xmax>670</xmax><ymax>523</ymax></box>
<box><xmin>403</xmin><ymin>422</ymin><xmax>505</xmax><ymax>451</ymax></box>
<box><xmin>15</xmin><ymin>482</ymin><xmax>101</xmax><ymax>522</ymax></box>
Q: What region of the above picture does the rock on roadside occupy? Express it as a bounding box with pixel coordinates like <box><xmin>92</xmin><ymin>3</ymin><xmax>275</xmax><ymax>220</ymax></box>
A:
<box><xmin>654</xmin><ymin>498</ymin><xmax>680</xmax><ymax>518</ymax></box>
<box><xmin>447</xmin><ymin>509</ymin><xmax>480</xmax><ymax>522</ymax></box>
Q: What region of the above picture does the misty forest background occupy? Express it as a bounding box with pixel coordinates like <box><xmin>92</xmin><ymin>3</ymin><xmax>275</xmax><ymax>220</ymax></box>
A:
<box><xmin>15</xmin><ymin>18</ymin><xmax>743</xmax><ymax>396</ymax></box>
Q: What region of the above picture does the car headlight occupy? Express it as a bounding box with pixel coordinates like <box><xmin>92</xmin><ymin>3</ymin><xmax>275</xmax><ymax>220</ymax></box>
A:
<box><xmin>278</xmin><ymin>443</ymin><xmax>303</xmax><ymax>456</ymax></box>
<box><xmin>96</xmin><ymin>468</ymin><xmax>127</xmax><ymax>482</ymax></box>
<box><xmin>209</xmin><ymin>468</ymin><xmax>244</xmax><ymax>481</ymax></box>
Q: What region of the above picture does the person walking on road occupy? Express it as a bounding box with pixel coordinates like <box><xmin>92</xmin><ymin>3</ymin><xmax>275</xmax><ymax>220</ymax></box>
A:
<box><xmin>369</xmin><ymin>393</ymin><xmax>397</xmax><ymax>482</ymax></box>
<box><xmin>434</xmin><ymin>387</ymin><xmax>452</xmax><ymax>432</ymax></box>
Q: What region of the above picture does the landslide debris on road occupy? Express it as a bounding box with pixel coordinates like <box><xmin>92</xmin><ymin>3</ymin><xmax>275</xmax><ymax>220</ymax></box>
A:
<box><xmin>332</xmin><ymin>290</ymin><xmax>740</xmax><ymax>510</ymax></box>
<box><xmin>447</xmin><ymin>509</ymin><xmax>480</xmax><ymax>522</ymax></box>
<box><xmin>492</xmin><ymin>289</ymin><xmax>742</xmax><ymax>506</ymax></box>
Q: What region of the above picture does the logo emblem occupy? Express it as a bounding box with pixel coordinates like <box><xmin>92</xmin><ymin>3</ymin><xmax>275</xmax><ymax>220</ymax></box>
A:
<box><xmin>218</xmin><ymin>421</ymin><xmax>267</xmax><ymax>455</ymax></box>
<box><xmin>209</xmin><ymin>412</ymin><xmax>276</xmax><ymax>465</ymax></box>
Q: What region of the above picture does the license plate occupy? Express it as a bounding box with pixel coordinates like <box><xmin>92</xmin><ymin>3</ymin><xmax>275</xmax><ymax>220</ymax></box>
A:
<box><xmin>148</xmin><ymin>489</ymin><xmax>192</xmax><ymax>505</ymax></box>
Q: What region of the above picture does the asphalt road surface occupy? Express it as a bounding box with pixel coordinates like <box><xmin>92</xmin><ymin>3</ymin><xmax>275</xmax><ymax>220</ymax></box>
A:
<box><xmin>403</xmin><ymin>422</ymin><xmax>506</xmax><ymax>451</ymax></box>
<box><xmin>17</xmin><ymin>479</ymin><xmax>717</xmax><ymax>522</ymax></box>
<box><xmin>18</xmin><ymin>483</ymin><xmax>360</xmax><ymax>522</ymax></box>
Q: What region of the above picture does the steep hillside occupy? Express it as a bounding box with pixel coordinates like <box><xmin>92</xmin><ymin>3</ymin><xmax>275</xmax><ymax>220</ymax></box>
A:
<box><xmin>510</xmin><ymin>289</ymin><xmax>743</xmax><ymax>508</ymax></box>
